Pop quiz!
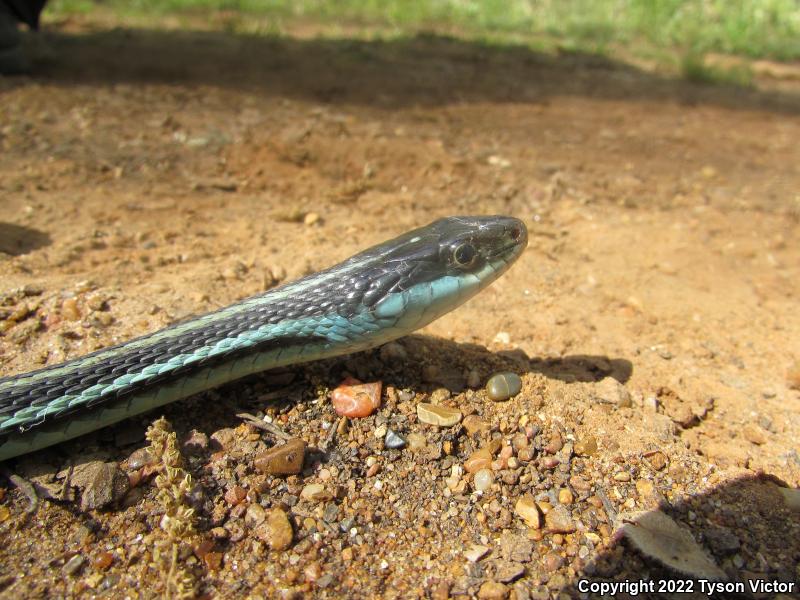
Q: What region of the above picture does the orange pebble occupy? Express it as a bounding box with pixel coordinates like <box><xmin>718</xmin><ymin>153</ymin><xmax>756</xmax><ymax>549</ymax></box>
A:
<box><xmin>331</xmin><ymin>379</ymin><xmax>382</xmax><ymax>417</ymax></box>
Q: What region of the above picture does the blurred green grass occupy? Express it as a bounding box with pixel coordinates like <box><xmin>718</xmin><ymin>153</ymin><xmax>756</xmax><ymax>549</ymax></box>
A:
<box><xmin>48</xmin><ymin>0</ymin><xmax>800</xmax><ymax>82</ymax></box>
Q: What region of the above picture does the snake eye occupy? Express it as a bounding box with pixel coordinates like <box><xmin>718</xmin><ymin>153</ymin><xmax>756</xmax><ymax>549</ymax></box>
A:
<box><xmin>453</xmin><ymin>243</ymin><xmax>477</xmax><ymax>267</ymax></box>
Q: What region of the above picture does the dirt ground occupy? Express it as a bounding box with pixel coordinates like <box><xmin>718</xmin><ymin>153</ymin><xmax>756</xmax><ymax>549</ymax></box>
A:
<box><xmin>0</xmin><ymin>13</ymin><xmax>799</xmax><ymax>600</ymax></box>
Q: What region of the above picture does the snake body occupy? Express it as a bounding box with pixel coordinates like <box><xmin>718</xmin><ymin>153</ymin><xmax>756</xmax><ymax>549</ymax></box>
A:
<box><xmin>0</xmin><ymin>216</ymin><xmax>527</xmax><ymax>460</ymax></box>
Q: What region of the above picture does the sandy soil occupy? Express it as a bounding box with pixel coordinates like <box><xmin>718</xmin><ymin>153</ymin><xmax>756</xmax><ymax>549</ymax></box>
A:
<box><xmin>0</xmin><ymin>13</ymin><xmax>799</xmax><ymax>600</ymax></box>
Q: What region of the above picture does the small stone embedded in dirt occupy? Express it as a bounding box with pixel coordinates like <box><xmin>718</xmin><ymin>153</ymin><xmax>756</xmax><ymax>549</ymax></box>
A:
<box><xmin>494</xmin><ymin>560</ymin><xmax>525</xmax><ymax>583</ymax></box>
<box><xmin>300</xmin><ymin>483</ymin><xmax>331</xmax><ymax>502</ymax></box>
<box><xmin>644</xmin><ymin>451</ymin><xmax>668</xmax><ymax>470</ymax></box>
<box><xmin>514</xmin><ymin>494</ymin><xmax>542</xmax><ymax>529</ymax></box>
<box><xmin>254</xmin><ymin>438</ymin><xmax>306</xmax><ymax>475</ymax></box>
<box><xmin>62</xmin><ymin>554</ymin><xmax>85</xmax><ymax>576</ymax></box>
<box><xmin>416</xmin><ymin>402</ymin><xmax>462</xmax><ymax>427</ymax></box>
<box><xmin>486</xmin><ymin>372</ymin><xmax>522</xmax><ymax>401</ymax></box>
<box><xmin>384</xmin><ymin>429</ymin><xmax>407</xmax><ymax>449</ymax></box>
<box><xmin>465</xmin><ymin>447</ymin><xmax>493</xmax><ymax>473</ymax></box>
<box><xmin>573</xmin><ymin>435</ymin><xmax>598</xmax><ymax>456</ymax></box>
<box><xmin>126</xmin><ymin>447</ymin><xmax>156</xmax><ymax>470</ymax></box>
<box><xmin>463</xmin><ymin>414</ymin><xmax>490</xmax><ymax>435</ymax></box>
<box><xmin>544</xmin><ymin>504</ymin><xmax>575</xmax><ymax>533</ymax></box>
<box><xmin>255</xmin><ymin>508</ymin><xmax>293</xmax><ymax>551</ymax></box>
<box><xmin>331</xmin><ymin>378</ymin><xmax>382</xmax><ymax>417</ymax></box>
<box><xmin>70</xmin><ymin>461</ymin><xmax>131</xmax><ymax>511</ymax></box>
<box><xmin>742</xmin><ymin>423</ymin><xmax>768</xmax><ymax>445</ymax></box>
<box><xmin>592</xmin><ymin>377</ymin><xmax>631</xmax><ymax>406</ymax></box>
<box><xmin>464</xmin><ymin>544</ymin><xmax>490</xmax><ymax>563</ymax></box>
<box><xmin>704</xmin><ymin>526</ymin><xmax>741</xmax><ymax>555</ymax></box>
<box><xmin>245</xmin><ymin>503</ymin><xmax>267</xmax><ymax>528</ymax></box>
<box><xmin>478</xmin><ymin>580</ymin><xmax>509</xmax><ymax>600</ymax></box>
<box><xmin>224</xmin><ymin>486</ymin><xmax>247</xmax><ymax>506</ymax></box>
<box><xmin>499</xmin><ymin>531</ymin><xmax>533</xmax><ymax>563</ymax></box>
<box><xmin>182</xmin><ymin>429</ymin><xmax>209</xmax><ymax>454</ymax></box>
<box><xmin>473</xmin><ymin>469</ymin><xmax>495</xmax><ymax>491</ymax></box>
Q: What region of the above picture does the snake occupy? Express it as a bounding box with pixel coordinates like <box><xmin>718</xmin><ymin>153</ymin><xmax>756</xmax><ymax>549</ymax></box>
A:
<box><xmin>0</xmin><ymin>215</ymin><xmax>527</xmax><ymax>460</ymax></box>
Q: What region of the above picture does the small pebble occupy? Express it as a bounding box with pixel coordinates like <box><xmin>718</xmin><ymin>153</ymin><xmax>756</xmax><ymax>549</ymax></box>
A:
<box><xmin>384</xmin><ymin>429</ymin><xmax>406</xmax><ymax>449</ymax></box>
<box><xmin>473</xmin><ymin>469</ymin><xmax>495</xmax><ymax>492</ymax></box>
<box><xmin>331</xmin><ymin>378</ymin><xmax>382</xmax><ymax>418</ymax></box>
<box><xmin>478</xmin><ymin>580</ymin><xmax>509</xmax><ymax>600</ymax></box>
<box><xmin>245</xmin><ymin>503</ymin><xmax>267</xmax><ymax>528</ymax></box>
<box><xmin>463</xmin><ymin>414</ymin><xmax>490</xmax><ymax>435</ymax></box>
<box><xmin>63</xmin><ymin>554</ymin><xmax>85</xmax><ymax>576</ymax></box>
<box><xmin>558</xmin><ymin>488</ymin><xmax>574</xmax><ymax>504</ymax></box>
<box><xmin>225</xmin><ymin>486</ymin><xmax>247</xmax><ymax>506</ymax></box>
<box><xmin>464</xmin><ymin>544</ymin><xmax>490</xmax><ymax>563</ymax></box>
<box><xmin>93</xmin><ymin>552</ymin><xmax>114</xmax><ymax>570</ymax></box>
<box><xmin>254</xmin><ymin>438</ymin><xmax>306</xmax><ymax>475</ymax></box>
<box><xmin>514</xmin><ymin>494</ymin><xmax>541</xmax><ymax>529</ymax></box>
<box><xmin>486</xmin><ymin>372</ymin><xmax>522</xmax><ymax>401</ymax></box>
<box><xmin>255</xmin><ymin>508</ymin><xmax>293</xmax><ymax>550</ymax></box>
<box><xmin>465</xmin><ymin>447</ymin><xmax>493</xmax><ymax>473</ymax></box>
<box><xmin>742</xmin><ymin>423</ymin><xmax>767</xmax><ymax>445</ymax></box>
<box><xmin>544</xmin><ymin>505</ymin><xmax>575</xmax><ymax>533</ymax></box>
<box><xmin>300</xmin><ymin>484</ymin><xmax>330</xmax><ymax>502</ymax></box>
<box><xmin>573</xmin><ymin>435</ymin><xmax>598</xmax><ymax>457</ymax></box>
<box><xmin>416</xmin><ymin>403</ymin><xmax>462</xmax><ymax>427</ymax></box>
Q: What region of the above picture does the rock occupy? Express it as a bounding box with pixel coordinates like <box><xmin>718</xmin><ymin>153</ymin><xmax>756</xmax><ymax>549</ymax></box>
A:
<box><xmin>704</xmin><ymin>526</ymin><xmax>740</xmax><ymax>555</ymax></box>
<box><xmin>645</xmin><ymin>451</ymin><xmax>668</xmax><ymax>470</ymax></box>
<box><xmin>183</xmin><ymin>430</ymin><xmax>209</xmax><ymax>454</ymax></box>
<box><xmin>384</xmin><ymin>429</ymin><xmax>406</xmax><ymax>449</ymax></box>
<box><xmin>406</xmin><ymin>433</ymin><xmax>427</xmax><ymax>451</ymax></box>
<box><xmin>245</xmin><ymin>503</ymin><xmax>267</xmax><ymax>528</ymax></box>
<box><xmin>255</xmin><ymin>508</ymin><xmax>293</xmax><ymax>550</ymax></box>
<box><xmin>478</xmin><ymin>581</ymin><xmax>509</xmax><ymax>599</ymax></box>
<box><xmin>70</xmin><ymin>461</ymin><xmax>130</xmax><ymax>511</ymax></box>
<box><xmin>542</xmin><ymin>552</ymin><xmax>564</xmax><ymax>572</ymax></box>
<box><xmin>473</xmin><ymin>469</ymin><xmax>495</xmax><ymax>492</ymax></box>
<box><xmin>494</xmin><ymin>560</ymin><xmax>525</xmax><ymax>583</ymax></box>
<box><xmin>498</xmin><ymin>531</ymin><xmax>532</xmax><ymax>563</ymax></box>
<box><xmin>417</xmin><ymin>403</ymin><xmax>462</xmax><ymax>427</ymax></box>
<box><xmin>254</xmin><ymin>438</ymin><xmax>306</xmax><ymax>475</ymax></box>
<box><xmin>464</xmin><ymin>544</ymin><xmax>490</xmax><ymax>563</ymax></box>
<box><xmin>300</xmin><ymin>483</ymin><xmax>330</xmax><ymax>502</ymax></box>
<box><xmin>593</xmin><ymin>377</ymin><xmax>632</xmax><ymax>406</ymax></box>
<box><xmin>331</xmin><ymin>378</ymin><xmax>382</xmax><ymax>418</ymax></box>
<box><xmin>742</xmin><ymin>423</ymin><xmax>767</xmax><ymax>445</ymax></box>
<box><xmin>544</xmin><ymin>505</ymin><xmax>575</xmax><ymax>533</ymax></box>
<box><xmin>486</xmin><ymin>373</ymin><xmax>522</xmax><ymax>401</ymax></box>
<box><xmin>573</xmin><ymin>435</ymin><xmax>598</xmax><ymax>457</ymax></box>
<box><xmin>463</xmin><ymin>414</ymin><xmax>490</xmax><ymax>435</ymax></box>
<box><xmin>558</xmin><ymin>488</ymin><xmax>574</xmax><ymax>504</ymax></box>
<box><xmin>514</xmin><ymin>495</ymin><xmax>541</xmax><ymax>529</ymax></box>
<box><xmin>63</xmin><ymin>554</ymin><xmax>85</xmax><ymax>576</ymax></box>
<box><xmin>465</xmin><ymin>447</ymin><xmax>493</xmax><ymax>474</ymax></box>
<box><xmin>224</xmin><ymin>486</ymin><xmax>247</xmax><ymax>506</ymax></box>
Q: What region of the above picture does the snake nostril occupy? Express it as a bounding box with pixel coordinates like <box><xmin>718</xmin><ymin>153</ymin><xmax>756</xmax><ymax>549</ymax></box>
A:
<box><xmin>510</xmin><ymin>226</ymin><xmax>521</xmax><ymax>241</ymax></box>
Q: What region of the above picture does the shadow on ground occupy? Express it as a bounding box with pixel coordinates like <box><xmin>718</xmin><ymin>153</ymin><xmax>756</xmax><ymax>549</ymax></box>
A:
<box><xmin>10</xmin><ymin>27</ymin><xmax>800</xmax><ymax>115</ymax></box>
<box><xmin>0</xmin><ymin>223</ymin><xmax>51</xmax><ymax>256</ymax></box>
